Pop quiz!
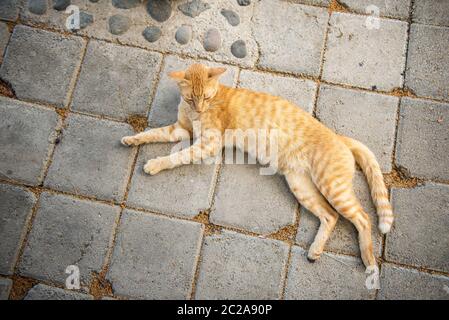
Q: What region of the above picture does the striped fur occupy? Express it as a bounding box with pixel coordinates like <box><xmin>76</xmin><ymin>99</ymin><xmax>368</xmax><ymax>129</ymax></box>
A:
<box><xmin>121</xmin><ymin>63</ymin><xmax>393</xmax><ymax>269</ymax></box>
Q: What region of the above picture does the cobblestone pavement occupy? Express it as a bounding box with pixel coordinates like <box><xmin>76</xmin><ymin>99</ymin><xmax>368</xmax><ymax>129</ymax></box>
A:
<box><xmin>0</xmin><ymin>0</ymin><xmax>448</xmax><ymax>300</ymax></box>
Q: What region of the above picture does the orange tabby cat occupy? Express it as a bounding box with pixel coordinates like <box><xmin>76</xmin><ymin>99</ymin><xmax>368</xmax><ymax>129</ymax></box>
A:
<box><xmin>121</xmin><ymin>63</ymin><xmax>394</xmax><ymax>270</ymax></box>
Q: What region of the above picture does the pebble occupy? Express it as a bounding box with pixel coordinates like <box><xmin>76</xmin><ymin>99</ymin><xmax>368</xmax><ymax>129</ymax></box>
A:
<box><xmin>175</xmin><ymin>25</ymin><xmax>192</xmax><ymax>45</ymax></box>
<box><xmin>203</xmin><ymin>28</ymin><xmax>221</xmax><ymax>52</ymax></box>
<box><xmin>53</xmin><ymin>0</ymin><xmax>70</xmax><ymax>11</ymax></box>
<box><xmin>112</xmin><ymin>0</ymin><xmax>141</xmax><ymax>9</ymax></box>
<box><xmin>78</xmin><ymin>12</ymin><xmax>94</xmax><ymax>29</ymax></box>
<box><xmin>221</xmin><ymin>9</ymin><xmax>240</xmax><ymax>26</ymax></box>
<box><xmin>231</xmin><ymin>40</ymin><xmax>247</xmax><ymax>58</ymax></box>
<box><xmin>178</xmin><ymin>0</ymin><xmax>210</xmax><ymax>18</ymax></box>
<box><xmin>28</xmin><ymin>0</ymin><xmax>47</xmax><ymax>15</ymax></box>
<box><xmin>89</xmin><ymin>0</ymin><xmax>99</xmax><ymax>2</ymax></box>
<box><xmin>109</xmin><ymin>14</ymin><xmax>131</xmax><ymax>35</ymax></box>
<box><xmin>146</xmin><ymin>0</ymin><xmax>171</xmax><ymax>22</ymax></box>
<box><xmin>142</xmin><ymin>26</ymin><xmax>162</xmax><ymax>43</ymax></box>
<box><xmin>237</xmin><ymin>0</ymin><xmax>251</xmax><ymax>6</ymax></box>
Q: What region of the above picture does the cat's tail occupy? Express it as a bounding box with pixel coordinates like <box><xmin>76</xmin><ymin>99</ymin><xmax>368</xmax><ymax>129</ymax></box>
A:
<box><xmin>340</xmin><ymin>136</ymin><xmax>393</xmax><ymax>234</ymax></box>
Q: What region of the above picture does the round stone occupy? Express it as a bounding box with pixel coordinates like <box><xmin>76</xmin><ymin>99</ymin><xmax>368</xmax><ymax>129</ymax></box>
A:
<box><xmin>53</xmin><ymin>0</ymin><xmax>70</xmax><ymax>11</ymax></box>
<box><xmin>142</xmin><ymin>26</ymin><xmax>162</xmax><ymax>43</ymax></box>
<box><xmin>203</xmin><ymin>28</ymin><xmax>221</xmax><ymax>52</ymax></box>
<box><xmin>28</xmin><ymin>0</ymin><xmax>47</xmax><ymax>15</ymax></box>
<box><xmin>175</xmin><ymin>25</ymin><xmax>192</xmax><ymax>45</ymax></box>
<box><xmin>89</xmin><ymin>0</ymin><xmax>99</xmax><ymax>2</ymax></box>
<box><xmin>109</xmin><ymin>14</ymin><xmax>131</xmax><ymax>35</ymax></box>
<box><xmin>237</xmin><ymin>0</ymin><xmax>251</xmax><ymax>6</ymax></box>
<box><xmin>220</xmin><ymin>9</ymin><xmax>240</xmax><ymax>26</ymax></box>
<box><xmin>112</xmin><ymin>0</ymin><xmax>141</xmax><ymax>9</ymax></box>
<box><xmin>231</xmin><ymin>40</ymin><xmax>247</xmax><ymax>58</ymax></box>
<box><xmin>146</xmin><ymin>0</ymin><xmax>171</xmax><ymax>23</ymax></box>
<box><xmin>178</xmin><ymin>0</ymin><xmax>210</xmax><ymax>18</ymax></box>
<box><xmin>79</xmin><ymin>12</ymin><xmax>94</xmax><ymax>29</ymax></box>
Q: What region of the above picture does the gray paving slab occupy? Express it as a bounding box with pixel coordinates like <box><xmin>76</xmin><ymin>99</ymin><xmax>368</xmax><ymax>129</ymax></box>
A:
<box><xmin>386</xmin><ymin>184</ymin><xmax>449</xmax><ymax>273</ymax></box>
<box><xmin>0</xmin><ymin>277</ymin><xmax>13</xmax><ymax>300</ymax></box>
<box><xmin>107</xmin><ymin>209</ymin><xmax>203</xmax><ymax>299</ymax></box>
<box><xmin>395</xmin><ymin>98</ymin><xmax>449</xmax><ymax>180</ymax></box>
<box><xmin>19</xmin><ymin>192</ymin><xmax>119</xmax><ymax>286</ymax></box>
<box><xmin>412</xmin><ymin>0</ymin><xmax>449</xmax><ymax>27</ymax></box>
<box><xmin>195</xmin><ymin>230</ymin><xmax>289</xmax><ymax>299</ymax></box>
<box><xmin>405</xmin><ymin>23</ymin><xmax>449</xmax><ymax>101</ymax></box>
<box><xmin>24</xmin><ymin>284</ymin><xmax>94</xmax><ymax>300</ymax></box>
<box><xmin>254</xmin><ymin>0</ymin><xmax>328</xmax><ymax>77</ymax></box>
<box><xmin>0</xmin><ymin>25</ymin><xmax>85</xmax><ymax>107</ymax></box>
<box><xmin>0</xmin><ymin>0</ymin><xmax>20</xmax><ymax>21</ymax></box>
<box><xmin>0</xmin><ymin>22</ymin><xmax>10</xmax><ymax>64</ymax></box>
<box><xmin>378</xmin><ymin>264</ymin><xmax>449</xmax><ymax>300</ymax></box>
<box><xmin>0</xmin><ymin>183</ymin><xmax>36</xmax><ymax>275</ymax></box>
<box><xmin>284</xmin><ymin>246</ymin><xmax>375</xmax><ymax>299</ymax></box>
<box><xmin>71</xmin><ymin>40</ymin><xmax>162</xmax><ymax>120</ymax></box>
<box><xmin>322</xmin><ymin>12</ymin><xmax>408</xmax><ymax>91</ymax></box>
<box><xmin>316</xmin><ymin>84</ymin><xmax>398</xmax><ymax>172</ymax></box>
<box><xmin>44</xmin><ymin>113</ymin><xmax>136</xmax><ymax>201</ymax></box>
<box><xmin>339</xmin><ymin>0</ymin><xmax>411</xmax><ymax>19</ymax></box>
<box><xmin>0</xmin><ymin>97</ymin><xmax>59</xmax><ymax>185</ymax></box>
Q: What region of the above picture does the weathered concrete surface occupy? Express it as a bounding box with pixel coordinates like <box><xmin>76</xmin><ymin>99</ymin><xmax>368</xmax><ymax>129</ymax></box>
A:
<box><xmin>24</xmin><ymin>284</ymin><xmax>94</xmax><ymax>300</ymax></box>
<box><xmin>412</xmin><ymin>0</ymin><xmax>449</xmax><ymax>27</ymax></box>
<box><xmin>195</xmin><ymin>230</ymin><xmax>289</xmax><ymax>299</ymax></box>
<box><xmin>0</xmin><ymin>25</ymin><xmax>85</xmax><ymax>107</ymax></box>
<box><xmin>0</xmin><ymin>184</ymin><xmax>36</xmax><ymax>275</ymax></box>
<box><xmin>0</xmin><ymin>278</ymin><xmax>13</xmax><ymax>300</ymax></box>
<box><xmin>107</xmin><ymin>209</ymin><xmax>203</xmax><ymax>299</ymax></box>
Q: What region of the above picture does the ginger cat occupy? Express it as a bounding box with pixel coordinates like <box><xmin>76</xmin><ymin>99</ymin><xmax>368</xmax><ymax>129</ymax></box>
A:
<box><xmin>121</xmin><ymin>63</ymin><xmax>394</xmax><ymax>270</ymax></box>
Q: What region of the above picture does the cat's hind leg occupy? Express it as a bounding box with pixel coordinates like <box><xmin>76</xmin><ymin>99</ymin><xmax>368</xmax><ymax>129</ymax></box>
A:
<box><xmin>121</xmin><ymin>122</ymin><xmax>191</xmax><ymax>146</ymax></box>
<box><xmin>285</xmin><ymin>171</ymin><xmax>339</xmax><ymax>262</ymax></box>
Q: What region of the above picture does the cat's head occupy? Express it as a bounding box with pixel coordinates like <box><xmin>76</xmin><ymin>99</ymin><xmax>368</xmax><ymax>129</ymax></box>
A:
<box><xmin>169</xmin><ymin>63</ymin><xmax>226</xmax><ymax>113</ymax></box>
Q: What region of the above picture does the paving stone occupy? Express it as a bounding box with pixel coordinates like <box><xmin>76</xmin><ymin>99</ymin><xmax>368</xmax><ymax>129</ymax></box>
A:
<box><xmin>0</xmin><ymin>278</ymin><xmax>13</xmax><ymax>300</ymax></box>
<box><xmin>211</xmin><ymin>154</ymin><xmax>297</xmax><ymax>234</ymax></box>
<box><xmin>27</xmin><ymin>0</ymin><xmax>48</xmax><ymax>15</ymax></box>
<box><xmin>0</xmin><ymin>97</ymin><xmax>59</xmax><ymax>185</ymax></box>
<box><xmin>412</xmin><ymin>0</ymin><xmax>449</xmax><ymax>27</ymax></box>
<box><xmin>221</xmin><ymin>9</ymin><xmax>240</xmax><ymax>26</ymax></box>
<box><xmin>126</xmin><ymin>142</ymin><xmax>217</xmax><ymax>218</ymax></box>
<box><xmin>0</xmin><ymin>22</ymin><xmax>10</xmax><ymax>64</ymax></box>
<box><xmin>322</xmin><ymin>12</ymin><xmax>408</xmax><ymax>91</ymax></box>
<box><xmin>203</xmin><ymin>28</ymin><xmax>222</xmax><ymax>52</ymax></box>
<box><xmin>142</xmin><ymin>26</ymin><xmax>162</xmax><ymax>43</ymax></box>
<box><xmin>0</xmin><ymin>184</ymin><xmax>36</xmax><ymax>275</ymax></box>
<box><xmin>25</xmin><ymin>284</ymin><xmax>93</xmax><ymax>300</ymax></box>
<box><xmin>146</xmin><ymin>0</ymin><xmax>172</xmax><ymax>22</ymax></box>
<box><xmin>0</xmin><ymin>0</ymin><xmax>20</xmax><ymax>21</ymax></box>
<box><xmin>296</xmin><ymin>171</ymin><xmax>382</xmax><ymax>257</ymax></box>
<box><xmin>285</xmin><ymin>246</ymin><xmax>375</xmax><ymax>299</ymax></box>
<box><xmin>230</xmin><ymin>39</ymin><xmax>246</xmax><ymax>58</ymax></box>
<box><xmin>72</xmin><ymin>40</ymin><xmax>162</xmax><ymax>120</ymax></box>
<box><xmin>386</xmin><ymin>184</ymin><xmax>449</xmax><ymax>273</ymax></box>
<box><xmin>53</xmin><ymin>0</ymin><xmax>71</xmax><ymax>11</ymax></box>
<box><xmin>316</xmin><ymin>84</ymin><xmax>398</xmax><ymax>172</ymax></box>
<box><xmin>0</xmin><ymin>25</ymin><xmax>84</xmax><ymax>107</ymax></box>
<box><xmin>107</xmin><ymin>209</ymin><xmax>203</xmax><ymax>299</ymax></box>
<box><xmin>254</xmin><ymin>0</ymin><xmax>328</xmax><ymax>76</ymax></box>
<box><xmin>175</xmin><ymin>24</ymin><xmax>192</xmax><ymax>45</ymax></box>
<box><xmin>378</xmin><ymin>264</ymin><xmax>449</xmax><ymax>300</ymax></box>
<box><xmin>238</xmin><ymin>69</ymin><xmax>318</xmax><ymax>113</ymax></box>
<box><xmin>395</xmin><ymin>98</ymin><xmax>449</xmax><ymax>180</ymax></box>
<box><xmin>148</xmin><ymin>55</ymin><xmax>238</xmax><ymax>128</ymax></box>
<box><xmin>45</xmin><ymin>113</ymin><xmax>136</xmax><ymax>201</ymax></box>
<box><xmin>19</xmin><ymin>192</ymin><xmax>119</xmax><ymax>286</ymax></box>
<box><xmin>339</xmin><ymin>0</ymin><xmax>411</xmax><ymax>19</ymax></box>
<box><xmin>195</xmin><ymin>230</ymin><xmax>289</xmax><ymax>299</ymax></box>
<box><xmin>20</xmin><ymin>0</ymin><xmax>258</xmax><ymax>67</ymax></box>
<box><xmin>108</xmin><ymin>14</ymin><xmax>131</xmax><ymax>35</ymax></box>
<box><xmin>404</xmin><ymin>24</ymin><xmax>449</xmax><ymax>101</ymax></box>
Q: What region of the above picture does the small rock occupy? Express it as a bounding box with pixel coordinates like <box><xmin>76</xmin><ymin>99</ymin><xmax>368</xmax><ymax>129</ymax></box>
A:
<box><xmin>109</xmin><ymin>14</ymin><xmax>131</xmax><ymax>35</ymax></box>
<box><xmin>28</xmin><ymin>0</ymin><xmax>47</xmax><ymax>15</ymax></box>
<box><xmin>146</xmin><ymin>0</ymin><xmax>171</xmax><ymax>22</ymax></box>
<box><xmin>237</xmin><ymin>0</ymin><xmax>251</xmax><ymax>6</ymax></box>
<box><xmin>203</xmin><ymin>28</ymin><xmax>221</xmax><ymax>52</ymax></box>
<box><xmin>112</xmin><ymin>0</ymin><xmax>141</xmax><ymax>9</ymax></box>
<box><xmin>231</xmin><ymin>40</ymin><xmax>247</xmax><ymax>58</ymax></box>
<box><xmin>178</xmin><ymin>0</ymin><xmax>210</xmax><ymax>18</ymax></box>
<box><xmin>79</xmin><ymin>12</ymin><xmax>94</xmax><ymax>29</ymax></box>
<box><xmin>221</xmin><ymin>9</ymin><xmax>240</xmax><ymax>26</ymax></box>
<box><xmin>142</xmin><ymin>26</ymin><xmax>162</xmax><ymax>43</ymax></box>
<box><xmin>89</xmin><ymin>0</ymin><xmax>99</xmax><ymax>2</ymax></box>
<box><xmin>175</xmin><ymin>25</ymin><xmax>192</xmax><ymax>45</ymax></box>
<box><xmin>53</xmin><ymin>0</ymin><xmax>70</xmax><ymax>11</ymax></box>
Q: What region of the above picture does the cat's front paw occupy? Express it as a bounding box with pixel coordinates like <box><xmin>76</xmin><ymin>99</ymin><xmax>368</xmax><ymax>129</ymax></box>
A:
<box><xmin>121</xmin><ymin>135</ymin><xmax>139</xmax><ymax>147</ymax></box>
<box><xmin>143</xmin><ymin>159</ymin><xmax>163</xmax><ymax>175</ymax></box>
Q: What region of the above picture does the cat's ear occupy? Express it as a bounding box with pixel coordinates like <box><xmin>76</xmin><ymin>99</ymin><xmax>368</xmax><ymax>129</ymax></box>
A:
<box><xmin>169</xmin><ymin>71</ymin><xmax>190</xmax><ymax>86</ymax></box>
<box><xmin>208</xmin><ymin>67</ymin><xmax>226</xmax><ymax>80</ymax></box>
